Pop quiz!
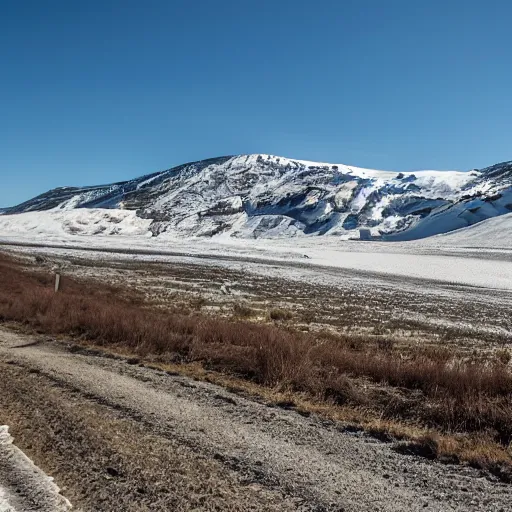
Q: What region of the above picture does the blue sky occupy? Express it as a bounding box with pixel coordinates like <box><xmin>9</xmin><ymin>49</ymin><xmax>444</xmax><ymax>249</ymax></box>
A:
<box><xmin>1</xmin><ymin>0</ymin><xmax>511</xmax><ymax>207</ymax></box>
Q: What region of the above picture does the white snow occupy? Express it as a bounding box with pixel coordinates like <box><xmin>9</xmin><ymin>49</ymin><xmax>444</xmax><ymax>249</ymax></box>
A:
<box><xmin>0</xmin><ymin>426</ymin><xmax>72</xmax><ymax>511</ymax></box>
<box><xmin>1</xmin><ymin>208</ymin><xmax>512</xmax><ymax>290</ymax></box>
<box><xmin>421</xmin><ymin>211</ymin><xmax>512</xmax><ymax>249</ymax></box>
<box><xmin>385</xmin><ymin>187</ymin><xmax>512</xmax><ymax>241</ymax></box>
<box><xmin>0</xmin><ymin>209</ymin><xmax>152</xmax><ymax>238</ymax></box>
<box><xmin>135</xmin><ymin>172</ymin><xmax>166</xmax><ymax>190</ymax></box>
<box><xmin>0</xmin><ymin>487</ymin><xmax>15</xmax><ymax>512</ymax></box>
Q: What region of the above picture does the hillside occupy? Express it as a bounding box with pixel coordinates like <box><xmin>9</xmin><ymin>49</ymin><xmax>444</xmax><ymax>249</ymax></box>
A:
<box><xmin>1</xmin><ymin>154</ymin><xmax>511</xmax><ymax>240</ymax></box>
<box><xmin>421</xmin><ymin>211</ymin><xmax>512</xmax><ymax>249</ymax></box>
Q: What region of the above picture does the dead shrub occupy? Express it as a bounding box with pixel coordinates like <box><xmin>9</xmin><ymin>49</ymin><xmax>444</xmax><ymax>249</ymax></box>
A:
<box><xmin>190</xmin><ymin>296</ymin><xmax>206</xmax><ymax>310</ymax></box>
<box><xmin>268</xmin><ymin>308</ymin><xmax>293</xmax><ymax>321</ymax></box>
<box><xmin>300</xmin><ymin>310</ymin><xmax>316</xmax><ymax>324</ymax></box>
<box><xmin>496</xmin><ymin>349</ymin><xmax>511</xmax><ymax>366</ymax></box>
<box><xmin>376</xmin><ymin>337</ymin><xmax>395</xmax><ymax>351</ymax></box>
<box><xmin>372</xmin><ymin>324</ymin><xmax>387</xmax><ymax>336</ymax></box>
<box><xmin>233</xmin><ymin>302</ymin><xmax>256</xmax><ymax>318</ymax></box>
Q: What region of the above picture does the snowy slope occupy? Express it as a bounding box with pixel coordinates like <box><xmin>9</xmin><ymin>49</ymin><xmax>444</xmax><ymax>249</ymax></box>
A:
<box><xmin>1</xmin><ymin>154</ymin><xmax>511</xmax><ymax>241</ymax></box>
<box><xmin>0</xmin><ymin>209</ymin><xmax>152</xmax><ymax>238</ymax></box>
<box><xmin>420</xmin><ymin>211</ymin><xmax>512</xmax><ymax>249</ymax></box>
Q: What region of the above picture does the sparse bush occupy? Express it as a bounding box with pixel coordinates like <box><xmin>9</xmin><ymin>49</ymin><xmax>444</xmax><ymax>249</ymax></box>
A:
<box><xmin>496</xmin><ymin>349</ymin><xmax>511</xmax><ymax>366</ymax></box>
<box><xmin>300</xmin><ymin>310</ymin><xmax>316</xmax><ymax>324</ymax></box>
<box><xmin>376</xmin><ymin>337</ymin><xmax>394</xmax><ymax>351</ymax></box>
<box><xmin>190</xmin><ymin>296</ymin><xmax>206</xmax><ymax>310</ymax></box>
<box><xmin>372</xmin><ymin>324</ymin><xmax>387</xmax><ymax>336</ymax></box>
<box><xmin>441</xmin><ymin>328</ymin><xmax>462</xmax><ymax>342</ymax></box>
<box><xmin>269</xmin><ymin>308</ymin><xmax>293</xmax><ymax>321</ymax></box>
<box><xmin>233</xmin><ymin>302</ymin><xmax>256</xmax><ymax>318</ymax></box>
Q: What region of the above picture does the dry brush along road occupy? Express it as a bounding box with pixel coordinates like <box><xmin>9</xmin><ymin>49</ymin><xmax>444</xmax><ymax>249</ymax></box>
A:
<box><xmin>0</xmin><ymin>327</ymin><xmax>511</xmax><ymax>511</ymax></box>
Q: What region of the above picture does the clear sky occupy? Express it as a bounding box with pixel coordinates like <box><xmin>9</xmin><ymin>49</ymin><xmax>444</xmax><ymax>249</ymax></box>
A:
<box><xmin>1</xmin><ymin>0</ymin><xmax>511</xmax><ymax>207</ymax></box>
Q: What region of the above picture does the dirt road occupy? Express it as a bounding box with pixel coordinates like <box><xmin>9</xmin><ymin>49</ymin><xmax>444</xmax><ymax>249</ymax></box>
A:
<box><xmin>0</xmin><ymin>327</ymin><xmax>510</xmax><ymax>511</ymax></box>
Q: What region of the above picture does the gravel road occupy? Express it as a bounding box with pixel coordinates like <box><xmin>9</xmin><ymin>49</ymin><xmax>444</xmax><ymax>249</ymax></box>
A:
<box><xmin>0</xmin><ymin>327</ymin><xmax>510</xmax><ymax>511</ymax></box>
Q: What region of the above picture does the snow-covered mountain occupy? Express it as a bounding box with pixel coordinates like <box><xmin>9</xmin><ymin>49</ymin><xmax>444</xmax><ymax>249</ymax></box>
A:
<box><xmin>2</xmin><ymin>154</ymin><xmax>511</xmax><ymax>240</ymax></box>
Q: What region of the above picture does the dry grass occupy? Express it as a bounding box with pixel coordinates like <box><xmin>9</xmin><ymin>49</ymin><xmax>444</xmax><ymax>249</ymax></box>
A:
<box><xmin>1</xmin><ymin>253</ymin><xmax>511</xmax><ymax>479</ymax></box>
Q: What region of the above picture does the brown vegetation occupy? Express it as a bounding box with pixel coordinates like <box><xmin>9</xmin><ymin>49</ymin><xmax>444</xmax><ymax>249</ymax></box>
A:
<box><xmin>268</xmin><ymin>307</ymin><xmax>293</xmax><ymax>321</ymax></box>
<box><xmin>233</xmin><ymin>302</ymin><xmax>257</xmax><ymax>318</ymax></box>
<box><xmin>1</xmin><ymin>253</ymin><xmax>511</xmax><ymax>479</ymax></box>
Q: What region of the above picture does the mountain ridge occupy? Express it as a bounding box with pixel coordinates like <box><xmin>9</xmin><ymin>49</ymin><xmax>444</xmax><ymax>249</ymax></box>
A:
<box><xmin>2</xmin><ymin>154</ymin><xmax>512</xmax><ymax>241</ymax></box>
